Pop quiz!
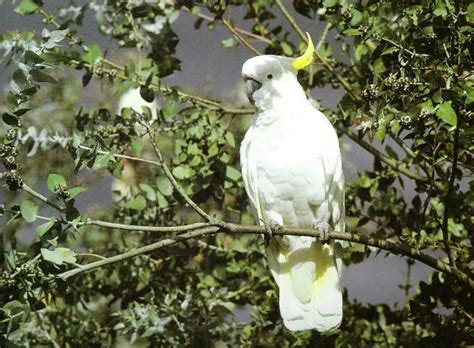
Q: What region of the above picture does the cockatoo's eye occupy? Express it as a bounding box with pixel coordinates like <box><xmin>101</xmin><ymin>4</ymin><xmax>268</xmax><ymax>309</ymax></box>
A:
<box><xmin>267</xmin><ymin>73</ymin><xmax>273</xmax><ymax>79</ymax></box>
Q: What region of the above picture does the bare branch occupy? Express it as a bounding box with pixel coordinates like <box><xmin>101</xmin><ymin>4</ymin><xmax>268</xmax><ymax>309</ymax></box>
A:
<box><xmin>22</xmin><ymin>184</ymin><xmax>64</xmax><ymax>212</ymax></box>
<box><xmin>343</xmin><ymin>129</ymin><xmax>445</xmax><ymax>191</ymax></box>
<box><xmin>56</xmin><ymin>221</ymin><xmax>474</xmax><ymax>288</ymax></box>
<box><xmin>142</xmin><ymin>121</ymin><xmax>213</xmax><ymax>222</ymax></box>
<box><xmin>184</xmin><ymin>8</ymin><xmax>272</xmax><ymax>44</ymax></box>
<box><xmin>84</xmin><ymin>219</ymin><xmax>211</xmax><ymax>233</ymax></box>
<box><xmin>221</xmin><ymin>19</ymin><xmax>262</xmax><ymax>55</ymax></box>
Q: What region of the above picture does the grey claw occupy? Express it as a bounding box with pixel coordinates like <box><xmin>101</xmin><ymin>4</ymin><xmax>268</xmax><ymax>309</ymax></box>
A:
<box><xmin>262</xmin><ymin>220</ymin><xmax>281</xmax><ymax>246</ymax></box>
<box><xmin>316</xmin><ymin>222</ymin><xmax>330</xmax><ymax>244</ymax></box>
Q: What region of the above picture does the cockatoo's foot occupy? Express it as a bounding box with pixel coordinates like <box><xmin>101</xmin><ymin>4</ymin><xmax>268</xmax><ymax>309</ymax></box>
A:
<box><xmin>261</xmin><ymin>219</ymin><xmax>282</xmax><ymax>246</ymax></box>
<box><xmin>315</xmin><ymin>222</ymin><xmax>330</xmax><ymax>244</ymax></box>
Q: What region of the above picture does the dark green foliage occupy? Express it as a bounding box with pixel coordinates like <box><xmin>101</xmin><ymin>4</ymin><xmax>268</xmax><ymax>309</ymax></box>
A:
<box><xmin>0</xmin><ymin>0</ymin><xmax>472</xmax><ymax>346</ymax></box>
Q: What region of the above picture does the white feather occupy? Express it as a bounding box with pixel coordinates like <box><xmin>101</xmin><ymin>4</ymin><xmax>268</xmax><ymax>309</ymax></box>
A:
<box><xmin>240</xmin><ymin>55</ymin><xmax>345</xmax><ymax>332</ymax></box>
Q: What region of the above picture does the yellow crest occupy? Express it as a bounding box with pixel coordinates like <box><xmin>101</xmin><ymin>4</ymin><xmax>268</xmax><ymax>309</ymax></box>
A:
<box><xmin>292</xmin><ymin>32</ymin><xmax>314</xmax><ymax>70</ymax></box>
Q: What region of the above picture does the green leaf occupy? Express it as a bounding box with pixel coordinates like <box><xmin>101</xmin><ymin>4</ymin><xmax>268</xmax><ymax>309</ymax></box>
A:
<box><xmin>335</xmin><ymin>333</ymin><xmax>355</xmax><ymax>348</ymax></box>
<box><xmin>373</xmin><ymin>58</ymin><xmax>386</xmax><ymax>75</ymax></box>
<box><xmin>156</xmin><ymin>192</ymin><xmax>169</xmax><ymax>208</ymax></box>
<box><xmin>355</xmin><ymin>44</ymin><xmax>368</xmax><ymax>61</ymax></box>
<box><xmin>41</xmin><ymin>248</ymin><xmax>63</xmax><ymax>265</ymax></box>
<box><xmin>44</xmin><ymin>29</ymin><xmax>70</xmax><ymax>49</ymax></box>
<box><xmin>92</xmin><ymin>153</ymin><xmax>113</xmax><ymax>170</ymax></box>
<box><xmin>81</xmin><ymin>43</ymin><xmax>102</xmax><ymax>65</ymax></box>
<box><xmin>30</xmin><ymin>69</ymin><xmax>57</xmax><ymax>84</ymax></box>
<box><xmin>49</xmin><ymin>29</ymin><xmax>69</xmax><ymax>43</ymax></box>
<box><xmin>323</xmin><ymin>0</ymin><xmax>338</xmax><ymax>7</ymax></box>
<box><xmin>221</xmin><ymin>38</ymin><xmax>235</xmax><ymax>48</ymax></box>
<box><xmin>225</xmin><ymin>132</ymin><xmax>235</xmax><ymax>148</ymax></box>
<box><xmin>280</xmin><ymin>42</ymin><xmax>293</xmax><ymax>56</ymax></box>
<box><xmin>351</xmin><ymin>9</ymin><xmax>363</xmax><ymax>26</ymax></box>
<box><xmin>131</xmin><ymin>137</ymin><xmax>144</xmax><ymax>155</ymax></box>
<box><xmin>156</xmin><ymin>176</ymin><xmax>173</xmax><ymax>196</ymax></box>
<box><xmin>139</xmin><ymin>183</ymin><xmax>156</xmax><ymax>201</ymax></box>
<box><xmin>127</xmin><ymin>195</ymin><xmax>147</xmax><ymax>210</ymax></box>
<box><xmin>41</xmin><ymin>247</ymin><xmax>76</xmax><ymax>265</ymax></box>
<box><xmin>226</xmin><ymin>166</ymin><xmax>241</xmax><ymax>182</ymax></box>
<box><xmin>20</xmin><ymin>200</ymin><xmax>38</xmax><ymax>222</ymax></box>
<box><xmin>68</xmin><ymin>186</ymin><xmax>86</xmax><ymax>200</ymax></box>
<box><xmin>468</xmin><ymin>3</ymin><xmax>474</xmax><ymax>21</ymax></box>
<box><xmin>58</xmin><ymin>247</ymin><xmax>77</xmax><ymax>264</ymax></box>
<box><xmin>2</xmin><ymin>113</ymin><xmax>19</xmax><ymax>126</ymax></box>
<box><xmin>416</xmin><ymin>99</ymin><xmax>433</xmax><ymax>113</ymax></box>
<box><xmin>343</xmin><ymin>28</ymin><xmax>361</xmax><ymax>36</ymax></box>
<box><xmin>436</xmin><ymin>101</ymin><xmax>457</xmax><ymax>126</ymax></box>
<box><xmin>172</xmin><ymin>166</ymin><xmax>190</xmax><ymax>179</ymax></box>
<box><xmin>466</xmin><ymin>88</ymin><xmax>474</xmax><ymax>105</ymax></box>
<box><xmin>13</xmin><ymin>69</ymin><xmax>28</xmax><ymax>89</ymax></box>
<box><xmin>24</xmin><ymin>50</ymin><xmax>44</xmax><ymax>64</ymax></box>
<box><xmin>163</xmin><ymin>100</ymin><xmax>179</xmax><ymax>122</ymax></box>
<box><xmin>375</xmin><ymin>120</ymin><xmax>386</xmax><ymax>141</ymax></box>
<box><xmin>15</xmin><ymin>0</ymin><xmax>39</xmax><ymax>15</ymax></box>
<box><xmin>47</xmin><ymin>173</ymin><xmax>67</xmax><ymax>192</ymax></box>
<box><xmin>433</xmin><ymin>1</ymin><xmax>447</xmax><ymax>17</ymax></box>
<box><xmin>36</xmin><ymin>217</ymin><xmax>56</xmax><ymax>237</ymax></box>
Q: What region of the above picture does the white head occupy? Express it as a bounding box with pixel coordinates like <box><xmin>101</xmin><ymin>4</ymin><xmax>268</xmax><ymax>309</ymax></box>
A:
<box><xmin>241</xmin><ymin>33</ymin><xmax>314</xmax><ymax>112</ymax></box>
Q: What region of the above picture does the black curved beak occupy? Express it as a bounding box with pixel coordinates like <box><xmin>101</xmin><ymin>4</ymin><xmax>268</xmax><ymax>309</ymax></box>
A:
<box><xmin>244</xmin><ymin>77</ymin><xmax>262</xmax><ymax>105</ymax></box>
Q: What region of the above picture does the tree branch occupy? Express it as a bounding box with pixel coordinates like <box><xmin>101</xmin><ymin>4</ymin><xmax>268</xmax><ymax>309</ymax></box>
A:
<box><xmin>84</xmin><ymin>219</ymin><xmax>211</xmax><ymax>233</ymax></box>
<box><xmin>221</xmin><ymin>19</ymin><xmax>262</xmax><ymax>55</ymax></box>
<box><xmin>184</xmin><ymin>8</ymin><xmax>272</xmax><ymax>44</ymax></box>
<box><xmin>56</xmin><ymin>221</ymin><xmax>474</xmax><ymax>288</ymax></box>
<box><xmin>78</xmin><ymin>145</ymin><xmax>161</xmax><ymax>167</ymax></box>
<box><xmin>22</xmin><ymin>183</ymin><xmax>64</xmax><ymax>212</ymax></box>
<box><xmin>17</xmin><ymin>179</ymin><xmax>472</xmax><ymax>287</ymax></box>
<box><xmin>441</xmin><ymin>111</ymin><xmax>463</xmax><ymax>267</ymax></box>
<box><xmin>142</xmin><ymin>121</ymin><xmax>213</xmax><ymax>222</ymax></box>
<box><xmin>343</xmin><ymin>129</ymin><xmax>445</xmax><ymax>191</ymax></box>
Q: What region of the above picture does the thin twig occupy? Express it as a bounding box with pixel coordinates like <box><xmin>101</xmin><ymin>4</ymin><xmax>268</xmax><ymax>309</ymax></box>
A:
<box><xmin>316</xmin><ymin>22</ymin><xmax>332</xmax><ymax>51</ymax></box>
<box><xmin>142</xmin><ymin>121</ymin><xmax>213</xmax><ymax>222</ymax></box>
<box><xmin>184</xmin><ymin>8</ymin><xmax>272</xmax><ymax>44</ymax></box>
<box><xmin>222</xmin><ymin>19</ymin><xmax>262</xmax><ymax>55</ymax></box>
<box><xmin>78</xmin><ymin>145</ymin><xmax>162</xmax><ymax>167</ymax></box>
<box><xmin>22</xmin><ymin>184</ymin><xmax>64</xmax><ymax>212</ymax></box>
<box><xmin>58</xmin><ymin>226</ymin><xmax>220</xmax><ymax>279</ymax></box>
<box><xmin>343</xmin><ymin>129</ymin><xmax>445</xmax><ymax>191</ymax></box>
<box><xmin>381</xmin><ymin>37</ymin><xmax>428</xmax><ymax>59</ymax></box>
<box><xmin>388</xmin><ymin>131</ymin><xmax>434</xmax><ymax>179</ymax></box>
<box><xmin>85</xmin><ymin>219</ymin><xmax>211</xmax><ymax>233</ymax></box>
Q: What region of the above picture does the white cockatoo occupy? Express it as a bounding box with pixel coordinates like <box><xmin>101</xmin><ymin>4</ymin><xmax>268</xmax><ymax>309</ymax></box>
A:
<box><xmin>112</xmin><ymin>88</ymin><xmax>159</xmax><ymax>201</ymax></box>
<box><xmin>240</xmin><ymin>33</ymin><xmax>345</xmax><ymax>332</ymax></box>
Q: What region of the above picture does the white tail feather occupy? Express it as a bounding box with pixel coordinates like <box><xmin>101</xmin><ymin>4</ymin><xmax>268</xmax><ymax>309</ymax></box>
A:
<box><xmin>266</xmin><ymin>239</ymin><xmax>342</xmax><ymax>332</ymax></box>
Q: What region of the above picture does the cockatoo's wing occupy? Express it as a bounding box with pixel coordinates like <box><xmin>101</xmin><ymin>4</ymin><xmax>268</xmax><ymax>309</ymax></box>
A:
<box><xmin>240</xmin><ymin>107</ymin><xmax>344</xmax><ymax>332</ymax></box>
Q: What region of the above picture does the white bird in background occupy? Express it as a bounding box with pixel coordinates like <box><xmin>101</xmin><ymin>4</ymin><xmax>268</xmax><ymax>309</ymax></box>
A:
<box><xmin>112</xmin><ymin>88</ymin><xmax>158</xmax><ymax>201</ymax></box>
<box><xmin>240</xmin><ymin>33</ymin><xmax>345</xmax><ymax>332</ymax></box>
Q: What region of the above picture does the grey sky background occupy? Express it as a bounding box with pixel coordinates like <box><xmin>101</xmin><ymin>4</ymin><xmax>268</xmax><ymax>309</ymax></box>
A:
<box><xmin>0</xmin><ymin>1</ymin><xmax>431</xmax><ymax>308</ymax></box>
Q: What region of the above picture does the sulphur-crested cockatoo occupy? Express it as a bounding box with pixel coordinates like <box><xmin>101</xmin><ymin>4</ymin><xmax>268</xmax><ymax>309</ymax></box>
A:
<box><xmin>112</xmin><ymin>88</ymin><xmax>158</xmax><ymax>201</ymax></box>
<box><xmin>240</xmin><ymin>33</ymin><xmax>345</xmax><ymax>332</ymax></box>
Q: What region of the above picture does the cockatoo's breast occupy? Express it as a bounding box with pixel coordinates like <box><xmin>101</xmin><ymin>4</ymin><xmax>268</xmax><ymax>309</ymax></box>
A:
<box><xmin>241</xmin><ymin>106</ymin><xmax>343</xmax><ymax>239</ymax></box>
